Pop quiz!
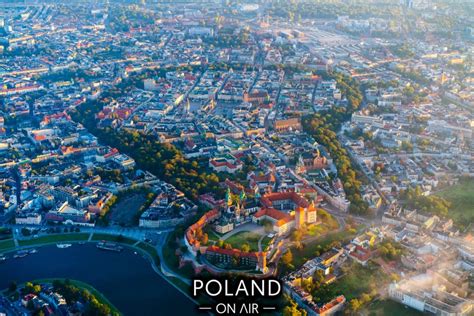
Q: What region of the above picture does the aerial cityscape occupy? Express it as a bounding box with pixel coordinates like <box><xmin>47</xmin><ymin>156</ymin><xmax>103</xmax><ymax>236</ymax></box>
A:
<box><xmin>0</xmin><ymin>0</ymin><xmax>472</xmax><ymax>315</ymax></box>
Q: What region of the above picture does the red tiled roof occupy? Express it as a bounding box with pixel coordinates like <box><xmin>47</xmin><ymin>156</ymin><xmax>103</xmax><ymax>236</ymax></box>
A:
<box><xmin>34</xmin><ymin>135</ymin><xmax>46</xmax><ymax>141</ymax></box>
<box><xmin>186</xmin><ymin>209</ymin><xmax>220</xmax><ymax>247</ymax></box>
<box><xmin>261</xmin><ymin>191</ymin><xmax>310</xmax><ymax>208</ymax></box>
<box><xmin>254</xmin><ymin>208</ymin><xmax>293</xmax><ymax>226</ymax></box>
<box><xmin>210</xmin><ymin>159</ymin><xmax>238</xmax><ymax>169</ymax></box>
<box><xmin>298</xmin><ymin>187</ymin><xmax>317</xmax><ymax>194</ymax></box>
<box><xmin>253</xmin><ymin>172</ymin><xmax>276</xmax><ymax>183</ymax></box>
<box><xmin>314</xmin><ymin>295</ymin><xmax>345</xmax><ymax>314</ymax></box>
<box><xmin>0</xmin><ymin>85</ymin><xmax>41</xmax><ymax>94</ymax></box>
<box><xmin>103</xmin><ymin>148</ymin><xmax>119</xmax><ymax>159</ymax></box>
<box><xmin>350</xmin><ymin>245</ymin><xmax>372</xmax><ymax>262</ymax></box>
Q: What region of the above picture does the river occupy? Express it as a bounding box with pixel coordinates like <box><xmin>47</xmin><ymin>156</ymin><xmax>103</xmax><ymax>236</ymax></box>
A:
<box><xmin>0</xmin><ymin>244</ymin><xmax>197</xmax><ymax>315</ymax></box>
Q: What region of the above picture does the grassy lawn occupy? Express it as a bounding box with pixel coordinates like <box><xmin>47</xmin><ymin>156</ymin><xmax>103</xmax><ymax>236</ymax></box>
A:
<box><xmin>261</xmin><ymin>236</ymin><xmax>273</xmax><ymax>251</ymax></box>
<box><xmin>319</xmin><ymin>209</ymin><xmax>340</xmax><ymax>229</ymax></box>
<box><xmin>163</xmin><ymin>235</ymin><xmax>180</xmax><ymax>269</ymax></box>
<box><xmin>307</xmin><ymin>209</ymin><xmax>339</xmax><ymax>237</ymax></box>
<box><xmin>307</xmin><ymin>224</ymin><xmax>328</xmax><ymax>236</ymax></box>
<box><xmin>91</xmin><ymin>233</ymin><xmax>137</xmax><ymax>245</ymax></box>
<box><xmin>18</xmin><ymin>234</ymin><xmax>89</xmax><ymax>247</ymax></box>
<box><xmin>436</xmin><ymin>178</ymin><xmax>474</xmax><ymax>227</ymax></box>
<box><xmin>327</xmin><ymin>262</ymin><xmax>389</xmax><ymax>301</ymax></box>
<box><xmin>136</xmin><ymin>241</ymin><xmax>155</xmax><ymax>254</ymax></box>
<box><xmin>162</xmin><ymin>233</ymin><xmax>195</xmax><ymax>278</ymax></box>
<box><xmin>33</xmin><ymin>278</ymin><xmax>121</xmax><ymax>315</ymax></box>
<box><xmin>203</xmin><ymin>225</ymin><xmax>222</xmax><ymax>243</ymax></box>
<box><xmin>0</xmin><ymin>239</ymin><xmax>15</xmax><ymax>252</ymax></box>
<box><xmin>225</xmin><ymin>231</ymin><xmax>263</xmax><ymax>252</ymax></box>
<box><xmin>0</xmin><ymin>227</ymin><xmax>12</xmax><ymax>241</ymax></box>
<box><xmin>367</xmin><ymin>299</ymin><xmax>424</xmax><ymax>316</ymax></box>
<box><xmin>136</xmin><ymin>242</ymin><xmax>160</xmax><ymax>265</ymax></box>
<box><xmin>290</xmin><ymin>230</ymin><xmax>355</xmax><ymax>268</ymax></box>
<box><xmin>309</xmin><ymin>261</ymin><xmax>390</xmax><ymax>305</ymax></box>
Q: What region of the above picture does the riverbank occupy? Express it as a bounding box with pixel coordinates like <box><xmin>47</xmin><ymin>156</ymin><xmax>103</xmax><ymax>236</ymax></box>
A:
<box><xmin>36</xmin><ymin>279</ymin><xmax>120</xmax><ymax>313</ymax></box>
<box><xmin>0</xmin><ymin>243</ymin><xmax>197</xmax><ymax>315</ymax></box>
<box><xmin>0</xmin><ymin>232</ymin><xmax>199</xmax><ymax>314</ymax></box>
<box><xmin>2</xmin><ymin>278</ymin><xmax>121</xmax><ymax>316</ymax></box>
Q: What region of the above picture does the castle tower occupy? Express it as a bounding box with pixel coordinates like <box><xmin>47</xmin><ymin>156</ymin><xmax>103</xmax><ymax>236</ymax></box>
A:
<box><xmin>236</xmin><ymin>189</ymin><xmax>246</xmax><ymax>220</ymax></box>
<box><xmin>254</xmin><ymin>188</ymin><xmax>261</xmax><ymax>201</ymax></box>
<box><xmin>235</xmin><ymin>203</ymin><xmax>241</xmax><ymax>220</ymax></box>
<box><xmin>296</xmin><ymin>154</ymin><xmax>306</xmax><ymax>174</ymax></box>
<box><xmin>239</xmin><ymin>189</ymin><xmax>246</xmax><ymax>207</ymax></box>
<box><xmin>225</xmin><ymin>187</ymin><xmax>232</xmax><ymax>212</ymax></box>
<box><xmin>256</xmin><ymin>251</ymin><xmax>267</xmax><ymax>273</ymax></box>
<box><xmin>185</xmin><ymin>98</ymin><xmax>190</xmax><ymax>114</ymax></box>
<box><xmin>295</xmin><ymin>208</ymin><xmax>305</xmax><ymax>229</ymax></box>
<box><xmin>307</xmin><ymin>200</ymin><xmax>318</xmax><ymax>224</ymax></box>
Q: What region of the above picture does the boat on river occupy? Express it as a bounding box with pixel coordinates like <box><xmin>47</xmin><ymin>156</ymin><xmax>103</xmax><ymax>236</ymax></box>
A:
<box><xmin>96</xmin><ymin>241</ymin><xmax>123</xmax><ymax>252</ymax></box>
<box><xmin>13</xmin><ymin>250</ymin><xmax>29</xmax><ymax>258</ymax></box>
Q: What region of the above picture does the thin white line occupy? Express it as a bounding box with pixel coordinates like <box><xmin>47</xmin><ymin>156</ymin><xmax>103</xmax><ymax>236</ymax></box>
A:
<box><xmin>199</xmin><ymin>307</ymin><xmax>212</xmax><ymax>310</ymax></box>
<box><xmin>263</xmin><ymin>307</ymin><xmax>276</xmax><ymax>310</ymax></box>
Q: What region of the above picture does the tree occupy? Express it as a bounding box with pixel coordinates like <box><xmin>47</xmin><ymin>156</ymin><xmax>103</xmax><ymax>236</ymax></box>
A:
<box><xmin>8</xmin><ymin>281</ymin><xmax>17</xmax><ymax>292</ymax></box>
<box><xmin>291</xmin><ymin>229</ymin><xmax>303</xmax><ymax>242</ymax></box>
<box><xmin>24</xmin><ymin>282</ymin><xmax>34</xmax><ymax>294</ymax></box>
<box><xmin>312</xmin><ymin>270</ymin><xmax>325</xmax><ymax>288</ymax></box>
<box><xmin>282</xmin><ymin>249</ymin><xmax>293</xmax><ymax>266</ymax></box>
<box><xmin>26</xmin><ymin>300</ymin><xmax>35</xmax><ymax>310</ymax></box>
<box><xmin>391</xmin><ymin>273</ymin><xmax>401</xmax><ymax>282</ymax></box>
<box><xmin>379</xmin><ymin>240</ymin><xmax>403</xmax><ymax>260</ymax></box>
<box><xmin>283</xmin><ymin>295</ymin><xmax>307</xmax><ymax>316</ymax></box>
<box><xmin>401</xmin><ymin>141</ymin><xmax>413</xmax><ymax>152</ymax></box>
<box><xmin>201</xmin><ymin>233</ymin><xmax>209</xmax><ymax>245</ymax></box>
<box><xmin>195</xmin><ymin>227</ymin><xmax>203</xmax><ymax>240</ymax></box>
<box><xmin>21</xmin><ymin>228</ymin><xmax>31</xmax><ymax>236</ymax></box>
<box><xmin>348</xmin><ymin>298</ymin><xmax>362</xmax><ymax>312</ymax></box>
<box><xmin>301</xmin><ymin>278</ymin><xmax>314</xmax><ymax>293</ymax></box>
<box><xmin>232</xmin><ymin>254</ymin><xmax>239</xmax><ymax>267</ymax></box>
<box><xmin>360</xmin><ymin>293</ymin><xmax>371</xmax><ymax>304</ymax></box>
<box><xmin>402</xmin><ymin>186</ymin><xmax>450</xmax><ymax>217</ymax></box>
<box><xmin>241</xmin><ymin>243</ymin><xmax>250</xmax><ymax>253</ymax></box>
<box><xmin>70</xmin><ymin>98</ymin><xmax>224</xmax><ymax>202</ymax></box>
<box><xmin>302</xmin><ymin>97</ymin><xmax>369</xmax><ymax>216</ymax></box>
<box><xmin>261</xmin><ymin>219</ymin><xmax>274</xmax><ymax>233</ymax></box>
<box><xmin>33</xmin><ymin>284</ymin><xmax>41</xmax><ymax>294</ymax></box>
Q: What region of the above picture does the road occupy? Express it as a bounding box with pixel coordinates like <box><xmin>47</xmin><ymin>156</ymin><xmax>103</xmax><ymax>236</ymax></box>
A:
<box><xmin>4</xmin><ymin>223</ymin><xmax>174</xmax><ymax>249</ymax></box>
<box><xmin>338</xmin><ymin>131</ymin><xmax>390</xmax><ymax>219</ymax></box>
<box><xmin>154</xmin><ymin>232</ymin><xmax>191</xmax><ymax>286</ymax></box>
<box><xmin>3</xmin><ymin>222</ymin><xmax>194</xmax><ymax>293</ymax></box>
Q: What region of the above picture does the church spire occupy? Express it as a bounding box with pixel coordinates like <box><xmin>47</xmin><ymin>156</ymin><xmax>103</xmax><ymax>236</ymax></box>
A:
<box><xmin>225</xmin><ymin>187</ymin><xmax>232</xmax><ymax>207</ymax></box>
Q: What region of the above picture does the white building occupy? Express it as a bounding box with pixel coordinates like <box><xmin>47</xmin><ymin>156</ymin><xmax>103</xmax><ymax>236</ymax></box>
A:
<box><xmin>15</xmin><ymin>213</ymin><xmax>42</xmax><ymax>225</ymax></box>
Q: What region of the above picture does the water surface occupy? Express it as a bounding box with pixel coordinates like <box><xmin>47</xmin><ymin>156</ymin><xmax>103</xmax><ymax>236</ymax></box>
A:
<box><xmin>0</xmin><ymin>244</ymin><xmax>197</xmax><ymax>315</ymax></box>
